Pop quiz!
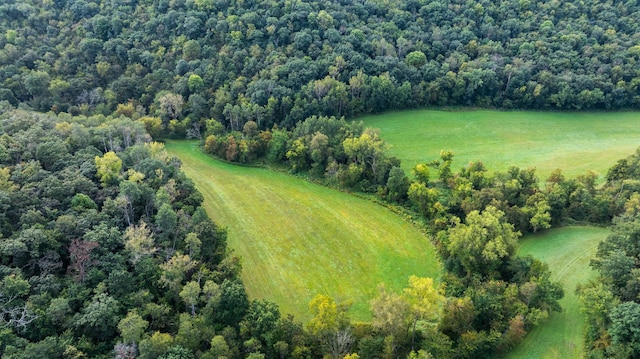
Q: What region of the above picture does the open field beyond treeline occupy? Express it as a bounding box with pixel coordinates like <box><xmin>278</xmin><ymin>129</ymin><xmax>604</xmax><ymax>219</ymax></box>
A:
<box><xmin>165</xmin><ymin>140</ymin><xmax>441</xmax><ymax>321</ymax></box>
<box><xmin>361</xmin><ymin>110</ymin><xmax>640</xmax><ymax>182</ymax></box>
<box><xmin>502</xmin><ymin>226</ymin><xmax>609</xmax><ymax>359</ymax></box>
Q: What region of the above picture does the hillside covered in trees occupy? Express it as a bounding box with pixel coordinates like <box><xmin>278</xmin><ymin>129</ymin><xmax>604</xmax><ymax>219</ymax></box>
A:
<box><xmin>3</xmin><ymin>0</ymin><xmax>640</xmax><ymax>358</ymax></box>
<box><xmin>0</xmin><ymin>108</ymin><xmax>261</xmax><ymax>358</ymax></box>
<box><xmin>1</xmin><ymin>0</ymin><xmax>640</xmax><ymax>135</ymax></box>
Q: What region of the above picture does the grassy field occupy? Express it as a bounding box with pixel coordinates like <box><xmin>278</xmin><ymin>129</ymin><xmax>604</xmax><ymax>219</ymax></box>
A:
<box><xmin>165</xmin><ymin>140</ymin><xmax>440</xmax><ymax>321</ymax></box>
<box><xmin>361</xmin><ymin>110</ymin><xmax>640</xmax><ymax>181</ymax></box>
<box><xmin>501</xmin><ymin>226</ymin><xmax>609</xmax><ymax>359</ymax></box>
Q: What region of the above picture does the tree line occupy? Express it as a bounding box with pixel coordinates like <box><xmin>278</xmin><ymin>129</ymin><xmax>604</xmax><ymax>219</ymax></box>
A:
<box><xmin>578</xmin><ymin>149</ymin><xmax>640</xmax><ymax>358</ymax></box>
<box><xmin>1</xmin><ymin>0</ymin><xmax>639</xmax><ymax>137</ymax></box>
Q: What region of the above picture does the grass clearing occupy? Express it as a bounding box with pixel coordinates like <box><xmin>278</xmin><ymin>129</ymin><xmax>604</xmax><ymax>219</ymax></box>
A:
<box><xmin>361</xmin><ymin>110</ymin><xmax>640</xmax><ymax>181</ymax></box>
<box><xmin>501</xmin><ymin>226</ymin><xmax>609</xmax><ymax>359</ymax></box>
<box><xmin>165</xmin><ymin>140</ymin><xmax>440</xmax><ymax>321</ymax></box>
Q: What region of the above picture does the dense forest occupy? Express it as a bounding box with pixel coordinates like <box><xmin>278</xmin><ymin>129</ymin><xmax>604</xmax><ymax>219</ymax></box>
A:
<box><xmin>0</xmin><ymin>108</ymin><xmax>259</xmax><ymax>358</ymax></box>
<box><xmin>3</xmin><ymin>0</ymin><xmax>640</xmax><ymax>357</ymax></box>
<box><xmin>1</xmin><ymin>0</ymin><xmax>639</xmax><ymax>136</ymax></box>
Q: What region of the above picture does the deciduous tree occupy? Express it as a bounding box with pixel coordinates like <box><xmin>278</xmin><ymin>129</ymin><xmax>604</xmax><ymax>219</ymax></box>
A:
<box><xmin>446</xmin><ymin>206</ymin><xmax>520</xmax><ymax>279</ymax></box>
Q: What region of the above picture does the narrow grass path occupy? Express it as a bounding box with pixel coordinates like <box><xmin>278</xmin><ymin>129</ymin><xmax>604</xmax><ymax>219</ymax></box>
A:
<box><xmin>361</xmin><ymin>110</ymin><xmax>640</xmax><ymax>181</ymax></box>
<box><xmin>502</xmin><ymin>226</ymin><xmax>609</xmax><ymax>359</ymax></box>
<box><xmin>165</xmin><ymin>140</ymin><xmax>440</xmax><ymax>321</ymax></box>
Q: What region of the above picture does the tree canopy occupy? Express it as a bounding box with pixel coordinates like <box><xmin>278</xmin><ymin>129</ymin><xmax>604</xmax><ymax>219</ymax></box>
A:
<box><xmin>0</xmin><ymin>0</ymin><xmax>638</xmax><ymax>136</ymax></box>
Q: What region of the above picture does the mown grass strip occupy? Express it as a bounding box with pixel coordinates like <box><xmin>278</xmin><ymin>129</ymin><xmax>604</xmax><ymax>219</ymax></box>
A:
<box><xmin>502</xmin><ymin>226</ymin><xmax>609</xmax><ymax>359</ymax></box>
<box><xmin>165</xmin><ymin>140</ymin><xmax>440</xmax><ymax>321</ymax></box>
<box><xmin>361</xmin><ymin>110</ymin><xmax>640</xmax><ymax>181</ymax></box>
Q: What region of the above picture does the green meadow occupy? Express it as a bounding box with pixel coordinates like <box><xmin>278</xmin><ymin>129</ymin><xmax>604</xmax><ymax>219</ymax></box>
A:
<box><xmin>502</xmin><ymin>226</ymin><xmax>609</xmax><ymax>359</ymax></box>
<box><xmin>165</xmin><ymin>141</ymin><xmax>440</xmax><ymax>321</ymax></box>
<box><xmin>361</xmin><ymin>110</ymin><xmax>640</xmax><ymax>181</ymax></box>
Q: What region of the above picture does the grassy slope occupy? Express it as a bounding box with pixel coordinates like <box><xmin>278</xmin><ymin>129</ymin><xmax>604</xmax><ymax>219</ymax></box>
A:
<box><xmin>361</xmin><ymin>110</ymin><xmax>640</xmax><ymax>181</ymax></box>
<box><xmin>502</xmin><ymin>226</ymin><xmax>609</xmax><ymax>359</ymax></box>
<box><xmin>165</xmin><ymin>140</ymin><xmax>440</xmax><ymax>321</ymax></box>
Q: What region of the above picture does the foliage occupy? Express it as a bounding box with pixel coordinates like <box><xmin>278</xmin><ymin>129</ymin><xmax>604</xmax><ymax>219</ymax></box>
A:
<box><xmin>3</xmin><ymin>0</ymin><xmax>639</xmax><ymax>135</ymax></box>
<box><xmin>0</xmin><ymin>110</ymin><xmax>241</xmax><ymax>358</ymax></box>
<box><xmin>446</xmin><ymin>206</ymin><xmax>520</xmax><ymax>279</ymax></box>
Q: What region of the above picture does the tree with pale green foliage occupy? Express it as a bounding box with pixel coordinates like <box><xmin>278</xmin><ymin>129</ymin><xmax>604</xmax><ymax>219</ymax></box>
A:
<box><xmin>118</xmin><ymin>311</ymin><xmax>149</xmax><ymax>345</ymax></box>
<box><xmin>405</xmin><ymin>51</ymin><xmax>427</xmax><ymax>68</ymax></box>
<box><xmin>408</xmin><ymin>182</ymin><xmax>442</xmax><ymax>219</ymax></box>
<box><xmin>124</xmin><ymin>221</ymin><xmax>157</xmax><ymax>264</ymax></box>
<box><xmin>306</xmin><ymin>294</ymin><xmax>353</xmax><ymax>358</ymax></box>
<box><xmin>527</xmin><ymin>197</ymin><xmax>552</xmax><ymax>233</ymax></box>
<box><xmin>187</xmin><ymin>74</ymin><xmax>204</xmax><ymax>93</ymax></box>
<box><xmin>95</xmin><ymin>151</ymin><xmax>122</xmax><ymax>187</ymax></box>
<box><xmin>370</xmin><ymin>284</ymin><xmax>411</xmax><ymax>357</ymax></box>
<box><xmin>404</xmin><ymin>276</ymin><xmax>445</xmax><ymax>350</ymax></box>
<box><xmin>160</xmin><ymin>254</ymin><xmax>198</xmax><ymax>294</ymax></box>
<box><xmin>343</xmin><ymin>129</ymin><xmax>386</xmax><ymax>180</ymax></box>
<box><xmin>446</xmin><ymin>206</ymin><xmax>520</xmax><ymax>279</ymax></box>
<box><xmin>180</xmin><ymin>281</ymin><xmax>201</xmax><ymax>316</ymax></box>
